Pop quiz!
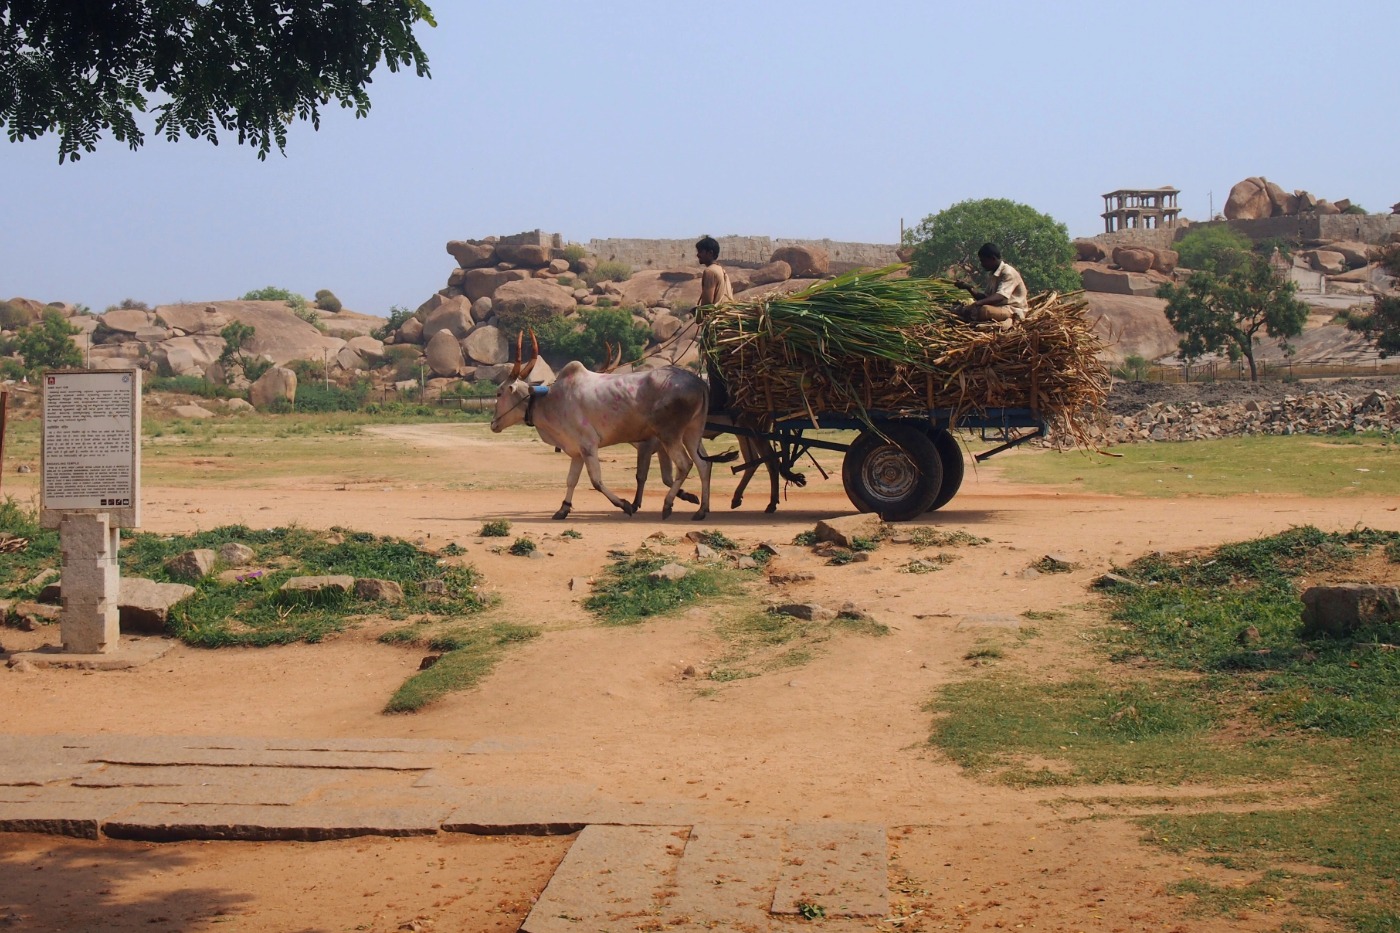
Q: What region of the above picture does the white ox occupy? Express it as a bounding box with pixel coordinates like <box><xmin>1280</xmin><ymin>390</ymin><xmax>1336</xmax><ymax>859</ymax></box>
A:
<box><xmin>490</xmin><ymin>342</ymin><xmax>713</xmax><ymax>521</ymax></box>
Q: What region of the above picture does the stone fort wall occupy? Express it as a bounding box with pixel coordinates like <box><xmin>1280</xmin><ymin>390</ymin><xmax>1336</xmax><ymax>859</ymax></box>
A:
<box><xmin>584</xmin><ymin>236</ymin><xmax>901</xmax><ymax>272</ymax></box>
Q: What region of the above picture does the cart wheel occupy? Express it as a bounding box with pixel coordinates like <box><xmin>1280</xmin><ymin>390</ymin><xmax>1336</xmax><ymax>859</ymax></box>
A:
<box><xmin>927</xmin><ymin>429</ymin><xmax>965</xmax><ymax>512</ymax></box>
<box><xmin>842</xmin><ymin>425</ymin><xmax>943</xmax><ymax>521</ymax></box>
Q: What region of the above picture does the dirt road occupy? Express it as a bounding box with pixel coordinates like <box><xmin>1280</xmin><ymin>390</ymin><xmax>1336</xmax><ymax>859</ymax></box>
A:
<box><xmin>2</xmin><ymin>427</ymin><xmax>1394</xmax><ymax>932</ymax></box>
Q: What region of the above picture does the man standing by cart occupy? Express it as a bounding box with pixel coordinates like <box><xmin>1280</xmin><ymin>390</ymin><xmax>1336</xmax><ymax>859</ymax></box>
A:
<box><xmin>954</xmin><ymin>242</ymin><xmax>1028</xmax><ymax>327</ymax></box>
<box><xmin>695</xmin><ymin>235</ymin><xmax>735</xmax><ymax>411</ymax></box>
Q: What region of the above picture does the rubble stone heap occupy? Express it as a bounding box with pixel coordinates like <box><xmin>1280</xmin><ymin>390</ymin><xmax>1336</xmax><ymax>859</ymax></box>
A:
<box><xmin>1086</xmin><ymin>388</ymin><xmax>1399</xmax><ymax>445</ymax></box>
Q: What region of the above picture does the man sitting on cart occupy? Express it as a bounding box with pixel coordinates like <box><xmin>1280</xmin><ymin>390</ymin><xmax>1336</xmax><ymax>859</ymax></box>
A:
<box><xmin>954</xmin><ymin>242</ymin><xmax>1029</xmax><ymax>328</ymax></box>
<box><xmin>695</xmin><ymin>235</ymin><xmax>735</xmax><ymax>412</ymax></box>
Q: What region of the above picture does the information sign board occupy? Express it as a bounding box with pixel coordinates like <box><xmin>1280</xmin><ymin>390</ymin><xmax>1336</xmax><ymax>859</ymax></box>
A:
<box><xmin>41</xmin><ymin>369</ymin><xmax>142</xmax><ymax>528</ymax></box>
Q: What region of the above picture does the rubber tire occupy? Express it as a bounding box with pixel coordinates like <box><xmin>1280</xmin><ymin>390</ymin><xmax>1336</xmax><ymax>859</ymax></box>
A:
<box><xmin>927</xmin><ymin>429</ymin><xmax>966</xmax><ymax>512</ymax></box>
<box><xmin>841</xmin><ymin>425</ymin><xmax>943</xmax><ymax>522</ymax></box>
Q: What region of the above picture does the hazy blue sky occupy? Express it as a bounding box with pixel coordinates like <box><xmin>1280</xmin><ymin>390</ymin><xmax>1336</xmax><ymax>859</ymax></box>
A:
<box><xmin>4</xmin><ymin>0</ymin><xmax>1397</xmax><ymax>318</ymax></box>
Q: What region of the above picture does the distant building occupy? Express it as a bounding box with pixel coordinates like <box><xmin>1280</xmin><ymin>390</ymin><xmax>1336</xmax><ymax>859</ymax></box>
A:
<box><xmin>1102</xmin><ymin>187</ymin><xmax>1180</xmax><ymax>233</ymax></box>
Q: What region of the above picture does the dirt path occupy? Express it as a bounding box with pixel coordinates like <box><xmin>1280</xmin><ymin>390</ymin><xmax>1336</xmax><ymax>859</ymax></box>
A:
<box><xmin>3</xmin><ymin>430</ymin><xmax>1394</xmax><ymax>932</ymax></box>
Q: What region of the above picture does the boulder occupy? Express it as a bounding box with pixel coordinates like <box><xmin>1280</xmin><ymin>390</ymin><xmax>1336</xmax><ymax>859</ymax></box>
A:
<box><xmin>1224</xmin><ymin>177</ymin><xmax>1273</xmax><ymax>220</ymax></box>
<box><xmin>650</xmin><ymin>311</ymin><xmax>683</xmax><ymax>343</ymax></box>
<box><xmin>1263</xmin><ymin>179</ymin><xmax>1297</xmax><ymax>216</ymax></box>
<box><xmin>492</xmin><ymin>278</ymin><xmax>577</xmax><ymax>320</ymax></box>
<box><xmin>155</xmin><ymin>304</ymin><xmax>229</xmax><ymax>335</ymax></box>
<box><xmin>770</xmin><ymin>245</ymin><xmax>830</xmax><ymax>278</ymax></box>
<box><xmin>416</xmin><ymin>292</ymin><xmax>448</xmax><ymax>318</ymax></box>
<box><xmin>225</xmin><ymin>398</ymin><xmax>254</xmax><ymax>413</ymax></box>
<box><xmin>751</xmin><ymin>260</ymin><xmax>794</xmax><ymax>286</ymax></box>
<box><xmin>470</xmin><ymin>296</ymin><xmax>494</xmax><ymax>323</ymax></box>
<box><xmin>463</xmin><ymin>267</ymin><xmax>530</xmax><ymax>303</ymax></box>
<box><xmin>1112</xmin><ymin>246</ymin><xmax>1156</xmax><ymax>273</ymax></box>
<box><xmin>164</xmin><ymin>549</ymin><xmax>217</xmax><ymax>583</ymax></box>
<box><xmin>1315</xmin><ymin>200</ymin><xmax>1341</xmax><ymax>215</ymax></box>
<box><xmin>186</xmin><ymin>300</ymin><xmax>345</xmax><ymax>367</ymax></box>
<box><xmin>424</xmin><ymin>329</ymin><xmax>466</xmax><ymax>376</ymax></box>
<box><xmin>1332</xmin><ymin>199</ymin><xmax>1352</xmax><ymax>213</ymax></box>
<box><xmin>250</xmin><ymin>366</ymin><xmax>297</xmax><ymax>409</ymax></box>
<box><xmin>727</xmin><ymin>269</ymin><xmax>754</xmax><ymax>293</ymax></box>
<box><xmin>396</xmin><ymin>315</ymin><xmax>424</xmax><ymax>345</ymax></box>
<box><xmin>813</xmin><ymin>514</ymin><xmax>885</xmax><ymax>548</ymax></box>
<box><xmin>151</xmin><ymin>346</ymin><xmax>203</xmax><ymax>378</ymax></box>
<box><xmin>1295</xmin><ymin>190</ymin><xmax>1317</xmax><ymax>211</ymax></box>
<box><xmin>118</xmin><ymin>578</ymin><xmax>197</xmax><ymax>634</ymax></box>
<box><xmin>1322</xmin><ymin>241</ymin><xmax>1373</xmax><ymax>269</ymax></box>
<box><xmin>100</xmin><ymin>308</ymin><xmax>153</xmax><ymax>334</ymax></box>
<box><xmin>135</xmin><ymin>325</ymin><xmax>170</xmax><ymax>343</ymax></box>
<box><xmin>1079</xmin><ymin>266</ymin><xmax>1162</xmax><ymax>297</ymax></box>
<box><xmin>1073</xmin><ymin>240</ymin><xmax>1107</xmax><ymax>262</ymax></box>
<box><xmin>422</xmin><ymin>296</ymin><xmax>476</xmax><ymax>341</ymax></box>
<box><xmin>336</xmin><ymin>346</ymin><xmax>366</xmax><ymax>370</ymax></box>
<box><xmin>495</xmin><ymin>244</ymin><xmax>551</xmax><ymax>268</ymax></box>
<box><xmin>354</xmin><ymin>578</ymin><xmax>405</xmax><ymax>604</ymax></box>
<box><xmin>218</xmin><ymin>543</ymin><xmax>256</xmax><ymax>566</ymax></box>
<box><xmin>1151</xmin><ymin>248</ymin><xmax>1179</xmax><ymax>275</ymax></box>
<box><xmin>347</xmin><ymin>335</ymin><xmax>386</xmax><ymax>362</ymax></box>
<box><xmin>280</xmin><ymin>575</ymin><xmax>355</xmax><ymax>597</ymax></box>
<box><xmin>446</xmin><ymin>240</ymin><xmax>496</xmax><ymax>269</ymax></box>
<box><xmin>472</xmin><ymin>362</ymin><xmax>515</xmax><ymax>384</ymax></box>
<box><xmin>1305</xmin><ymin>250</ymin><xmax>1347</xmax><ymax>274</ymax></box>
<box><xmin>462</xmin><ymin>325</ymin><xmax>511</xmax><ymax>366</ymax></box>
<box><xmin>1301</xmin><ymin>584</ymin><xmax>1400</xmax><ymax>638</ymax></box>
<box><xmin>548</xmin><ymin>259</ymin><xmax>571</xmax><ymax>275</ymax></box>
<box><xmin>171</xmin><ymin>404</ymin><xmax>215</xmax><ymax>419</ymax></box>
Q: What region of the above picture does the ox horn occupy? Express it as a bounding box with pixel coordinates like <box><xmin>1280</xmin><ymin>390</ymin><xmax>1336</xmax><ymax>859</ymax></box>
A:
<box><xmin>508</xmin><ymin>331</ymin><xmax>523</xmax><ymax>380</ymax></box>
<box><xmin>596</xmin><ymin>342</ymin><xmax>614</xmax><ymax>374</ymax></box>
<box><xmin>520</xmin><ymin>328</ymin><xmax>539</xmax><ymax>380</ymax></box>
<box><xmin>611</xmin><ymin>342</ymin><xmax>624</xmax><ymax>372</ymax></box>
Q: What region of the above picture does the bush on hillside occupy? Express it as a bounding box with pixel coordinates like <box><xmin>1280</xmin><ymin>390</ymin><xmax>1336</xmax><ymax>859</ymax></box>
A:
<box><xmin>314</xmin><ymin>289</ymin><xmax>342</xmax><ymax>313</ymax></box>
<box><xmin>1174</xmin><ymin>226</ymin><xmax>1253</xmax><ymax>273</ymax></box>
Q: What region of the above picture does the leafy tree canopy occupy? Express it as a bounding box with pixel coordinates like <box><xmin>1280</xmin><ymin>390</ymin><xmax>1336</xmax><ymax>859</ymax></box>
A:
<box><xmin>531</xmin><ymin>307</ymin><xmax>650</xmax><ymax>372</ymax></box>
<box><xmin>1</xmin><ymin>1</ymin><xmax>435</xmax><ymax>163</ymax></box>
<box><xmin>903</xmin><ymin>198</ymin><xmax>1080</xmax><ymax>295</ymax></box>
<box><xmin>13</xmin><ymin>309</ymin><xmax>82</xmax><ymax>371</ymax></box>
<box><xmin>1173</xmin><ymin>225</ymin><xmax>1254</xmax><ymax>273</ymax></box>
<box><xmin>1157</xmin><ymin>254</ymin><xmax>1309</xmax><ymax>382</ymax></box>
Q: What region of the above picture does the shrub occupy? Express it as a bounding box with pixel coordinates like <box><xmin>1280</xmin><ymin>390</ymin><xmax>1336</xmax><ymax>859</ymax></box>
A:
<box><xmin>13</xmin><ymin>310</ymin><xmax>82</xmax><ymax>370</ymax></box>
<box><xmin>373</xmin><ymin>305</ymin><xmax>415</xmax><ymax>341</ymax></box>
<box><xmin>0</xmin><ymin>301</ymin><xmax>34</xmax><ymax>330</ymax></box>
<box><xmin>313</xmin><ymin>289</ymin><xmax>342</xmax><ymax>313</ymax></box>
<box><xmin>479</xmin><ymin>520</ymin><xmax>510</xmax><ymax>537</ymax></box>
<box><xmin>561</xmin><ymin>242</ymin><xmax>588</xmax><ymax>263</ymax></box>
<box><xmin>241</xmin><ymin>286</ymin><xmax>301</xmax><ymax>303</ymax></box>
<box><xmin>530</xmin><ymin>307</ymin><xmax>648</xmax><ymax>370</ymax></box>
<box><xmin>904</xmin><ymin>197</ymin><xmax>1081</xmax><ymax>295</ymax></box>
<box><xmin>1173</xmin><ymin>226</ymin><xmax>1253</xmax><ymax>273</ymax></box>
<box><xmin>103</xmin><ymin>298</ymin><xmax>149</xmax><ymax>313</ymax></box>
<box><xmin>584</xmin><ymin>260</ymin><xmax>633</xmax><ymax>287</ymax></box>
<box><xmin>1112</xmin><ymin>354</ymin><xmax>1152</xmax><ymax>382</ymax></box>
<box><xmin>145</xmin><ymin>375</ymin><xmax>233</xmax><ymax>398</ymax></box>
<box><xmin>1342</xmin><ymin>203</ymin><xmax>1367</xmax><ymax>215</ymax></box>
<box><xmin>293</xmin><ymin>382</ymin><xmax>368</xmax><ymax>412</ymax></box>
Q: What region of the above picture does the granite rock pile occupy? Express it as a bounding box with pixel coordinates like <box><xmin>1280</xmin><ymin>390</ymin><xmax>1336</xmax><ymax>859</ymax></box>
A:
<box><xmin>1086</xmin><ymin>388</ymin><xmax>1399</xmax><ymax>445</ymax></box>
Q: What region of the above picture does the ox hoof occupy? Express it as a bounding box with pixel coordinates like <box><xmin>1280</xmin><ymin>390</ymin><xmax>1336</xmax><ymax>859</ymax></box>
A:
<box><xmin>661</xmin><ymin>505</ymin><xmax>673</xmax><ymax>520</ymax></box>
<box><xmin>764</xmin><ymin>503</ymin><xmax>777</xmax><ymax>514</ymax></box>
<box><xmin>619</xmin><ymin>502</ymin><xmax>636</xmax><ymax>516</ymax></box>
<box><xmin>552</xmin><ymin>507</ymin><xmax>571</xmax><ymax>520</ymax></box>
<box><xmin>730</xmin><ymin>495</ymin><xmax>743</xmax><ymax>510</ymax></box>
<box><xmin>678</xmin><ymin>490</ymin><xmax>700</xmax><ymax>505</ymax></box>
<box><xmin>691</xmin><ymin>510</ymin><xmax>709</xmax><ymax>521</ymax></box>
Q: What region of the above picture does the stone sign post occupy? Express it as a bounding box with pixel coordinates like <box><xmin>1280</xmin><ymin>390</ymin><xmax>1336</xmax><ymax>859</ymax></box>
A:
<box><xmin>40</xmin><ymin>370</ymin><xmax>142</xmax><ymax>655</ymax></box>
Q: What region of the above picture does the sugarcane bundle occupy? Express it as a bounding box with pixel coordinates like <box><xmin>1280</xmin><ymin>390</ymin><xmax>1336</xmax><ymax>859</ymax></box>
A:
<box><xmin>699</xmin><ymin>264</ymin><xmax>1110</xmax><ymax>443</ymax></box>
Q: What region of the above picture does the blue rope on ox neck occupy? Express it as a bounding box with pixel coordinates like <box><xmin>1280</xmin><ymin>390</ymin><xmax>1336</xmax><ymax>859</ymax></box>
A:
<box><xmin>525</xmin><ymin>383</ymin><xmax>548</xmax><ymax>426</ymax></box>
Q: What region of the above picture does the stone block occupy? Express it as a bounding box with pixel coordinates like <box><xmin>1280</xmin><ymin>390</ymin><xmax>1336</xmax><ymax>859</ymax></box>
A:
<box><xmin>1301</xmin><ymin>584</ymin><xmax>1400</xmax><ymax>638</ymax></box>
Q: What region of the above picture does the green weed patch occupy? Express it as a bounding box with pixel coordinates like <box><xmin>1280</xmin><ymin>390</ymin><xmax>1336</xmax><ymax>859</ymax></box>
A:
<box><xmin>383</xmin><ymin>621</ymin><xmax>539</xmax><ymax>713</ymax></box>
<box><xmin>708</xmin><ymin>609</ymin><xmax>889</xmax><ymax>683</ymax></box>
<box><xmin>582</xmin><ymin>555</ymin><xmax>735</xmax><ymax>625</ymax></box>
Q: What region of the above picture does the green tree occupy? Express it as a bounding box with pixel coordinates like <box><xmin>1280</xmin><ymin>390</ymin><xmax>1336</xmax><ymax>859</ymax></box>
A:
<box><xmin>1173</xmin><ymin>226</ymin><xmax>1253</xmax><ymax>273</ymax></box>
<box><xmin>1343</xmin><ymin>243</ymin><xmax>1400</xmax><ymax>357</ymax></box>
<box><xmin>313</xmin><ymin>289</ymin><xmax>342</xmax><ymax>313</ymax></box>
<box><xmin>530</xmin><ymin>308</ymin><xmax>650</xmax><ymax>371</ymax></box>
<box><xmin>1157</xmin><ymin>255</ymin><xmax>1309</xmax><ymax>382</ymax></box>
<box><xmin>903</xmin><ymin>198</ymin><xmax>1080</xmax><ymax>295</ymax></box>
<box><xmin>1</xmin><ymin>1</ymin><xmax>435</xmax><ymax>163</ymax></box>
<box><xmin>14</xmin><ymin>309</ymin><xmax>83</xmax><ymax>371</ymax></box>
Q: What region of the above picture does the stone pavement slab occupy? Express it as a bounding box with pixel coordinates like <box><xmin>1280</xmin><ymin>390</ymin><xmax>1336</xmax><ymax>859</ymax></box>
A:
<box><xmin>669</xmin><ymin>823</ymin><xmax>783</xmax><ymax>928</ymax></box>
<box><xmin>7</xmin><ymin>636</ymin><xmax>173</xmax><ymax>670</ymax></box>
<box><xmin>103</xmin><ymin>802</ymin><xmax>453</xmax><ymax>842</ymax></box>
<box><xmin>771</xmin><ymin>822</ymin><xmax>888</xmax><ymax>918</ymax></box>
<box><xmin>521</xmin><ymin>824</ymin><xmax>686</xmax><ymax>933</ymax></box>
<box><xmin>0</xmin><ymin>802</ymin><xmax>110</xmax><ymax>839</ymax></box>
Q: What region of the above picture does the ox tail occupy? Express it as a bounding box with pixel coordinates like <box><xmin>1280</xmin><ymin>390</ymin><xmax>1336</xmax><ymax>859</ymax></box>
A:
<box><xmin>701</xmin><ymin>449</ymin><xmax>740</xmax><ymax>464</ymax></box>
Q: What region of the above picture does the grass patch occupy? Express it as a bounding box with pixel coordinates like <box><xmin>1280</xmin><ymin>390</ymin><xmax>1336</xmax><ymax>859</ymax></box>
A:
<box><xmin>998</xmin><ymin>434</ymin><xmax>1400</xmax><ymax>498</ymax></box>
<box><xmin>0</xmin><ymin>498</ymin><xmax>60</xmax><ymax>599</ymax></box>
<box><xmin>479</xmin><ymin>520</ymin><xmax>511</xmax><ymax>537</ymax></box>
<box><xmin>906</xmin><ymin>527</ymin><xmax>988</xmax><ymax>548</ymax></box>
<box><xmin>692</xmin><ymin>529</ymin><xmax>738</xmax><ymax>551</ymax></box>
<box><xmin>926</xmin><ymin>525</ymin><xmax>1400</xmax><ymax>931</ymax></box>
<box><xmin>507</xmin><ymin>537</ymin><xmax>536</xmax><ymax>556</ymax></box>
<box><xmin>383</xmin><ymin>621</ymin><xmax>539</xmax><ymax>713</ymax></box>
<box><xmin>708</xmin><ymin>608</ymin><xmax>889</xmax><ymax>683</ymax></box>
<box><xmin>117</xmin><ymin>525</ymin><xmax>487</xmax><ymax>647</ymax></box>
<box><xmin>582</xmin><ymin>555</ymin><xmax>734</xmax><ymax>625</ymax></box>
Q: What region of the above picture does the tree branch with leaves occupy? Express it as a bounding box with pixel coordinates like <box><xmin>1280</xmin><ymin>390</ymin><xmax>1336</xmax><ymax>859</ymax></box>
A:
<box><xmin>1157</xmin><ymin>254</ymin><xmax>1309</xmax><ymax>382</ymax></box>
<box><xmin>1</xmin><ymin>1</ymin><xmax>435</xmax><ymax>162</ymax></box>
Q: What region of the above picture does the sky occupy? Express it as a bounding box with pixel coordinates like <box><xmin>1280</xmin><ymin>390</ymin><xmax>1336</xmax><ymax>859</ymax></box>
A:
<box><xmin>3</xmin><ymin>0</ymin><xmax>1397</xmax><ymax>318</ymax></box>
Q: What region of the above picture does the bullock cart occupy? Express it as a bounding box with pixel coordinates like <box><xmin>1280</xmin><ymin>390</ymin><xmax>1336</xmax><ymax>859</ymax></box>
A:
<box><xmin>698</xmin><ymin>266</ymin><xmax>1109</xmax><ymax>521</ymax></box>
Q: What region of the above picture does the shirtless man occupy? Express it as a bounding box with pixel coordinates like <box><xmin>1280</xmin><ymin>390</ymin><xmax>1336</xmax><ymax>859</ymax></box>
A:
<box><xmin>954</xmin><ymin>242</ymin><xmax>1029</xmax><ymax>327</ymax></box>
<box><xmin>695</xmin><ymin>235</ymin><xmax>734</xmax><ymax>410</ymax></box>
